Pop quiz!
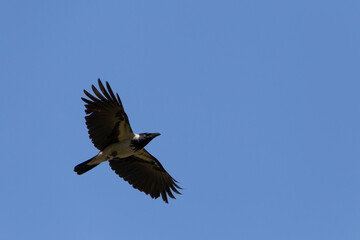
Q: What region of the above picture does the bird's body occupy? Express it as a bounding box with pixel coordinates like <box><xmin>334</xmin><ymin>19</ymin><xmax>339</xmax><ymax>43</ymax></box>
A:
<box><xmin>74</xmin><ymin>79</ymin><xmax>181</xmax><ymax>203</ymax></box>
<box><xmin>89</xmin><ymin>138</ymin><xmax>135</xmax><ymax>165</ymax></box>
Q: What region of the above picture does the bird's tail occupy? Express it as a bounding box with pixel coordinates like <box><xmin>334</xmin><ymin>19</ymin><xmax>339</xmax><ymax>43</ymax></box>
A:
<box><xmin>74</xmin><ymin>157</ymin><xmax>99</xmax><ymax>175</ymax></box>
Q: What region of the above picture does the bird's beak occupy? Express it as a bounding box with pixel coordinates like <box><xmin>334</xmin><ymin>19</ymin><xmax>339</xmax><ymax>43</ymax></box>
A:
<box><xmin>153</xmin><ymin>133</ymin><xmax>161</xmax><ymax>138</ymax></box>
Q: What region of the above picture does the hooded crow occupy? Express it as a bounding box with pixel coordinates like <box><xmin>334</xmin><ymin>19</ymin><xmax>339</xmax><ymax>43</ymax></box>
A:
<box><xmin>74</xmin><ymin>79</ymin><xmax>181</xmax><ymax>203</ymax></box>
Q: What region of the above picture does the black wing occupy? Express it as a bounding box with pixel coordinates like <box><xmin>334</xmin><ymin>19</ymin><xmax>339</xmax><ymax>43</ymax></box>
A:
<box><xmin>109</xmin><ymin>149</ymin><xmax>181</xmax><ymax>203</ymax></box>
<box><xmin>82</xmin><ymin>79</ymin><xmax>133</xmax><ymax>151</ymax></box>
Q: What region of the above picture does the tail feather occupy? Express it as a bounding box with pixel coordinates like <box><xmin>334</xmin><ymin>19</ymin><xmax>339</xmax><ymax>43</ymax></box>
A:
<box><xmin>74</xmin><ymin>158</ymin><xmax>99</xmax><ymax>175</ymax></box>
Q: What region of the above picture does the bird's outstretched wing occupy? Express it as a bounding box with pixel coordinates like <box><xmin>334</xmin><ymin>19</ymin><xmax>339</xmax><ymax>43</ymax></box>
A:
<box><xmin>82</xmin><ymin>79</ymin><xmax>133</xmax><ymax>151</ymax></box>
<box><xmin>109</xmin><ymin>149</ymin><xmax>181</xmax><ymax>203</ymax></box>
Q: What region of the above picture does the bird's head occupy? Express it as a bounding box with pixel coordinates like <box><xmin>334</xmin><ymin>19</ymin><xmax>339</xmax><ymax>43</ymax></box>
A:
<box><xmin>131</xmin><ymin>132</ymin><xmax>161</xmax><ymax>151</ymax></box>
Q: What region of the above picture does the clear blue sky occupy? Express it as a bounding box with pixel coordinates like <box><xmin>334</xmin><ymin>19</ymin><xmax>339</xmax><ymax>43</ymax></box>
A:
<box><xmin>1</xmin><ymin>1</ymin><xmax>359</xmax><ymax>239</ymax></box>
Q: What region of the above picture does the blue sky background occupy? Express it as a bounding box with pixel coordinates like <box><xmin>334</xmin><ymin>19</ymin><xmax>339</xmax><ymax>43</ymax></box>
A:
<box><xmin>1</xmin><ymin>1</ymin><xmax>359</xmax><ymax>239</ymax></box>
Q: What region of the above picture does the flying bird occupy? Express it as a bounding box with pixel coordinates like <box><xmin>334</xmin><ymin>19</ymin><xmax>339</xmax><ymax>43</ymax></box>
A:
<box><xmin>74</xmin><ymin>79</ymin><xmax>181</xmax><ymax>203</ymax></box>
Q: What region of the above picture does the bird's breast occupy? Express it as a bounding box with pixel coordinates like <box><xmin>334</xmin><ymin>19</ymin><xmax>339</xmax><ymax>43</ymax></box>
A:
<box><xmin>103</xmin><ymin>140</ymin><xmax>135</xmax><ymax>159</ymax></box>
